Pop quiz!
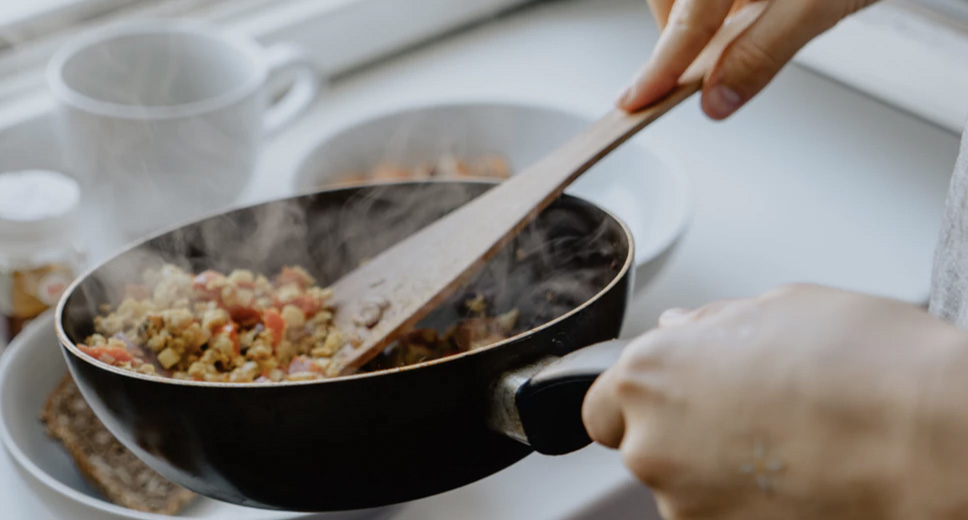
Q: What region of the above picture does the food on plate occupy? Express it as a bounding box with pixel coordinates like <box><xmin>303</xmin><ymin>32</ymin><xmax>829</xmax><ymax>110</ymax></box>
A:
<box><xmin>42</xmin><ymin>374</ymin><xmax>195</xmax><ymax>514</ymax></box>
<box><xmin>337</xmin><ymin>154</ymin><xmax>511</xmax><ymax>185</ymax></box>
<box><xmin>78</xmin><ymin>264</ymin><xmax>519</xmax><ymax>382</ymax></box>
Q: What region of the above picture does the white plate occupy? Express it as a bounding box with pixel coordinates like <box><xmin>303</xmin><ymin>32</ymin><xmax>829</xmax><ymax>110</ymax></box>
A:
<box><xmin>292</xmin><ymin>101</ymin><xmax>692</xmax><ymax>289</ymax></box>
<box><xmin>0</xmin><ymin>313</ymin><xmax>395</xmax><ymax>520</ymax></box>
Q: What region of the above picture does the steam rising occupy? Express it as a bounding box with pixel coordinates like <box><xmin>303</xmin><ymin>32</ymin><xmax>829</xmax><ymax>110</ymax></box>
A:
<box><xmin>65</xmin><ymin>179</ymin><xmax>626</xmax><ymax>356</ymax></box>
<box><xmin>49</xmin><ymin>27</ymin><xmax>626</xmax><ymax>353</ymax></box>
<box><xmin>50</xmin><ymin>23</ymin><xmax>259</xmax><ymax>256</ymax></box>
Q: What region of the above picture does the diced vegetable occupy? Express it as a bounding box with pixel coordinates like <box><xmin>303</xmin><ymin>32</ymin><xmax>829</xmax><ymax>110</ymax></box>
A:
<box><xmin>287</xmin><ymin>355</ymin><xmax>326</xmax><ymax>375</ymax></box>
<box><xmin>78</xmin><ymin>344</ymin><xmax>134</xmax><ymax>365</ymax></box>
<box><xmin>218</xmin><ymin>323</ymin><xmax>241</xmax><ymax>356</ymax></box>
<box><xmin>276</xmin><ymin>266</ymin><xmax>314</xmax><ymax>288</ymax></box>
<box><xmin>193</xmin><ymin>270</ymin><xmax>225</xmax><ymax>300</ymax></box>
<box><xmin>157</xmin><ymin>348</ymin><xmax>181</xmax><ymax>369</ymax></box>
<box><xmin>123</xmin><ymin>284</ymin><xmax>150</xmax><ymax>300</ymax></box>
<box><xmin>287</xmin><ymin>294</ymin><xmax>320</xmax><ymax>317</ymax></box>
<box><xmin>263</xmin><ymin>309</ymin><xmax>285</xmax><ymax>346</ymax></box>
<box><xmin>227</xmin><ymin>305</ymin><xmax>261</xmax><ymax>327</ymax></box>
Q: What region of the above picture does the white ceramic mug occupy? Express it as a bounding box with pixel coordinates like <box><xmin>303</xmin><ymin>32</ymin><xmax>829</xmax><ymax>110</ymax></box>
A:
<box><xmin>47</xmin><ymin>20</ymin><xmax>319</xmax><ymax>246</ymax></box>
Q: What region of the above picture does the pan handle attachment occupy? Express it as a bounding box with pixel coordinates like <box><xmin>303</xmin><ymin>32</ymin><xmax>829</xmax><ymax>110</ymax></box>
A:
<box><xmin>489</xmin><ymin>339</ymin><xmax>630</xmax><ymax>455</ymax></box>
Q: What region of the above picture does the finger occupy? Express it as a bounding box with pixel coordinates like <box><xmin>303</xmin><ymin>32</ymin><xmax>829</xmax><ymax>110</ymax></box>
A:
<box><xmin>582</xmin><ymin>368</ymin><xmax>626</xmax><ymax>448</ymax></box>
<box><xmin>728</xmin><ymin>0</ymin><xmax>758</xmax><ymax>17</ymax></box>
<box><xmin>702</xmin><ymin>0</ymin><xmax>843</xmax><ymax>119</ymax></box>
<box><xmin>662</xmin><ymin>299</ymin><xmax>746</xmax><ymax>326</ymax></box>
<box><xmin>659</xmin><ymin>299</ymin><xmax>746</xmax><ymax>328</ymax></box>
<box><xmin>758</xmin><ymin>282</ymin><xmax>816</xmax><ymax>301</ymax></box>
<box><xmin>654</xmin><ymin>494</ymin><xmax>678</xmax><ymax>520</ymax></box>
<box><xmin>584</xmin><ymin>330</ymin><xmax>671</xmax><ymax>449</ymax></box>
<box><xmin>658</xmin><ymin>307</ymin><xmax>692</xmax><ymax>328</ymax></box>
<box><xmin>646</xmin><ymin>0</ymin><xmax>675</xmax><ymax>28</ymax></box>
<box><xmin>618</xmin><ymin>425</ymin><xmax>680</xmax><ymax>489</ymax></box>
<box><xmin>691</xmin><ymin>298</ymin><xmax>743</xmax><ymax>321</ymax></box>
<box><xmin>618</xmin><ymin>0</ymin><xmax>734</xmax><ymax>112</ymax></box>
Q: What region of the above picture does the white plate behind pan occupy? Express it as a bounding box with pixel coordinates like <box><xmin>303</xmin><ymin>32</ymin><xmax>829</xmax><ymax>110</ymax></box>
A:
<box><xmin>292</xmin><ymin>101</ymin><xmax>693</xmax><ymax>290</ymax></box>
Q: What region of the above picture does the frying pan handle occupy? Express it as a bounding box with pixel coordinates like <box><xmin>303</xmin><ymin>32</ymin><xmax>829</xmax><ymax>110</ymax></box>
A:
<box><xmin>489</xmin><ymin>339</ymin><xmax>630</xmax><ymax>455</ymax></box>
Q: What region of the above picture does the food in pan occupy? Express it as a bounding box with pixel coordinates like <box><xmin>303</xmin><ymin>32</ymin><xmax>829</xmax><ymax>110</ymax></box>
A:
<box><xmin>78</xmin><ymin>264</ymin><xmax>518</xmax><ymax>382</ymax></box>
<box><xmin>80</xmin><ymin>265</ymin><xmax>340</xmax><ymax>382</ymax></box>
<box><xmin>336</xmin><ymin>155</ymin><xmax>511</xmax><ymax>185</ymax></box>
<box><xmin>42</xmin><ymin>374</ymin><xmax>195</xmax><ymax>514</ymax></box>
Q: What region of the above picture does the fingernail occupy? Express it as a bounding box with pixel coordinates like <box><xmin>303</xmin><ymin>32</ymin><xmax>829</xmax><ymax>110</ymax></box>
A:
<box><xmin>706</xmin><ymin>85</ymin><xmax>743</xmax><ymax>119</ymax></box>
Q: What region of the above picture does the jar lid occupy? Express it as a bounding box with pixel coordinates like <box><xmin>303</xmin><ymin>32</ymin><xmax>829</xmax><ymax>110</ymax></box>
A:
<box><xmin>0</xmin><ymin>170</ymin><xmax>81</xmax><ymax>246</ymax></box>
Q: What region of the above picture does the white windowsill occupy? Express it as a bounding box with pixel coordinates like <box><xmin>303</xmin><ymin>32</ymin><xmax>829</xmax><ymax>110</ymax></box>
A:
<box><xmin>0</xmin><ymin>0</ymin><xmax>966</xmax><ymax>170</ymax></box>
<box><xmin>0</xmin><ymin>0</ymin><xmax>534</xmax><ymax>171</ymax></box>
<box><xmin>0</xmin><ymin>0</ymin><xmax>133</xmax><ymax>42</ymax></box>
<box><xmin>793</xmin><ymin>0</ymin><xmax>968</xmax><ymax>132</ymax></box>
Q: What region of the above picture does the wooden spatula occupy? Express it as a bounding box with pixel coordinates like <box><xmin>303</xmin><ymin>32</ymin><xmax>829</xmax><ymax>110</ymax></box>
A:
<box><xmin>328</xmin><ymin>4</ymin><xmax>766</xmax><ymax>375</ymax></box>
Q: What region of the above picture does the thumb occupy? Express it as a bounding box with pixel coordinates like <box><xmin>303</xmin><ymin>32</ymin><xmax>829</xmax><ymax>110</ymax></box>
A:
<box><xmin>702</xmin><ymin>0</ymin><xmax>843</xmax><ymax>120</ymax></box>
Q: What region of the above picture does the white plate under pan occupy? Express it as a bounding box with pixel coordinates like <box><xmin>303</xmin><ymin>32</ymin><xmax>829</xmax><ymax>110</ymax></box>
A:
<box><xmin>0</xmin><ymin>313</ymin><xmax>395</xmax><ymax>520</ymax></box>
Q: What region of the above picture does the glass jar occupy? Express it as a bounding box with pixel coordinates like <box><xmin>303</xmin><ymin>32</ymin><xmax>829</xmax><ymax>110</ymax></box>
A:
<box><xmin>0</xmin><ymin>170</ymin><xmax>85</xmax><ymax>345</ymax></box>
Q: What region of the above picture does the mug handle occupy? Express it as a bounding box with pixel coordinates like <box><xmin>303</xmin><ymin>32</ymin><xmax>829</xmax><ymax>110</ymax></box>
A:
<box><xmin>262</xmin><ymin>42</ymin><xmax>320</xmax><ymax>136</ymax></box>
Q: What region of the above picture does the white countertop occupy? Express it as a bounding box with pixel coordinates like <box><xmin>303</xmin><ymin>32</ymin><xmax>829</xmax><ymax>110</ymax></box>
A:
<box><xmin>1</xmin><ymin>0</ymin><xmax>962</xmax><ymax>518</ymax></box>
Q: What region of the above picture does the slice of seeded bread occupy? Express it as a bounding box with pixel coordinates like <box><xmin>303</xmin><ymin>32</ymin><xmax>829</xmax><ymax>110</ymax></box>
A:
<box><xmin>41</xmin><ymin>374</ymin><xmax>195</xmax><ymax>515</ymax></box>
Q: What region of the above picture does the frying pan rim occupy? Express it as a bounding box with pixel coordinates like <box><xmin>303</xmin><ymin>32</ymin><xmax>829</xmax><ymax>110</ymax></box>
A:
<box><xmin>55</xmin><ymin>179</ymin><xmax>634</xmax><ymax>388</ymax></box>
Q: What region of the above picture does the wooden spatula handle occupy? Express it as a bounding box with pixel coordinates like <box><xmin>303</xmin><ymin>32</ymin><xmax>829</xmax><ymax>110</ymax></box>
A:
<box><xmin>493</xmin><ymin>80</ymin><xmax>702</xmax><ymax>218</ymax></box>
<box><xmin>437</xmin><ymin>82</ymin><xmax>702</xmax><ymax>261</ymax></box>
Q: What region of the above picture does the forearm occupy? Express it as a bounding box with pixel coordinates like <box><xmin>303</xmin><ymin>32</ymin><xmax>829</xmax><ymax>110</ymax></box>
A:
<box><xmin>897</xmin><ymin>326</ymin><xmax>968</xmax><ymax>518</ymax></box>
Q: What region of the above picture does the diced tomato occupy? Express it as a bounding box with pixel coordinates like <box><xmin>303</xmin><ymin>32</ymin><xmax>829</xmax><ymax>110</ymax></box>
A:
<box><xmin>272</xmin><ymin>293</ymin><xmax>320</xmax><ymax>317</ymax></box>
<box><xmin>289</xmin><ymin>294</ymin><xmax>320</xmax><ymax>317</ymax></box>
<box><xmin>194</xmin><ymin>270</ymin><xmax>224</xmax><ymax>286</ymax></box>
<box><xmin>263</xmin><ymin>308</ymin><xmax>285</xmax><ymax>346</ymax></box>
<box><xmin>277</xmin><ymin>267</ymin><xmax>311</xmax><ymax>288</ymax></box>
<box><xmin>219</xmin><ymin>323</ymin><xmax>241</xmax><ymax>356</ymax></box>
<box><xmin>227</xmin><ymin>305</ymin><xmax>262</xmax><ymax>327</ymax></box>
<box><xmin>196</xmin><ymin>287</ymin><xmax>220</xmax><ymax>301</ymax></box>
<box><xmin>193</xmin><ymin>270</ymin><xmax>225</xmax><ymax>300</ymax></box>
<box><xmin>78</xmin><ymin>344</ymin><xmax>134</xmax><ymax>365</ymax></box>
<box><xmin>287</xmin><ymin>355</ymin><xmax>324</xmax><ymax>375</ymax></box>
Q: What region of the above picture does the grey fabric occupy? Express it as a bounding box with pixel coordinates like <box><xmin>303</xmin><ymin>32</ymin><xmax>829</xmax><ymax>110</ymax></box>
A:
<box><xmin>930</xmin><ymin>127</ymin><xmax>968</xmax><ymax>326</ymax></box>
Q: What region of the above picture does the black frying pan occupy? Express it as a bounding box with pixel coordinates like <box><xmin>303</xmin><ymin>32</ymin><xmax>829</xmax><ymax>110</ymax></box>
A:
<box><xmin>56</xmin><ymin>181</ymin><xmax>633</xmax><ymax>511</ymax></box>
